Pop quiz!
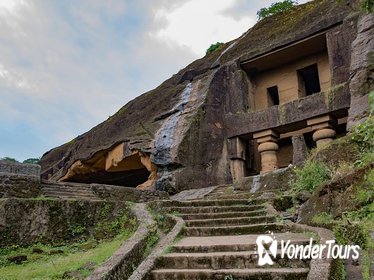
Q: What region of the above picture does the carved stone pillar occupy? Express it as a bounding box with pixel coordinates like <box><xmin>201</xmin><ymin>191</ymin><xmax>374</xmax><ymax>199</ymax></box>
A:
<box><xmin>307</xmin><ymin>115</ymin><xmax>337</xmax><ymax>148</ymax></box>
<box><xmin>253</xmin><ymin>130</ymin><xmax>279</xmax><ymax>174</ymax></box>
<box><xmin>229</xmin><ymin>137</ymin><xmax>246</xmax><ymax>182</ymax></box>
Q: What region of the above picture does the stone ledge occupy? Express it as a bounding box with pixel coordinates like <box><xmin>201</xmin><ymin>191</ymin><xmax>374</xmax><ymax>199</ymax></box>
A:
<box><xmin>87</xmin><ymin>203</ymin><xmax>157</xmax><ymax>280</ymax></box>
<box><xmin>0</xmin><ymin>174</ymin><xmax>42</xmax><ymax>199</ymax></box>
<box><xmin>0</xmin><ymin>161</ymin><xmax>41</xmax><ymax>178</ymax></box>
<box><xmin>286</xmin><ymin>221</ymin><xmax>335</xmax><ymax>280</ymax></box>
<box><xmin>267</xmin><ymin>204</ymin><xmax>335</xmax><ymax>280</ymax></box>
<box><xmin>129</xmin><ymin>215</ymin><xmax>185</xmax><ymax>280</ymax></box>
<box><xmin>90</xmin><ymin>183</ymin><xmax>169</xmax><ymax>203</ymax></box>
<box><xmin>234</xmin><ymin>167</ymin><xmax>296</xmax><ymax>192</ymax></box>
<box><xmin>226</xmin><ymin>85</ymin><xmax>350</xmax><ymax>138</ymax></box>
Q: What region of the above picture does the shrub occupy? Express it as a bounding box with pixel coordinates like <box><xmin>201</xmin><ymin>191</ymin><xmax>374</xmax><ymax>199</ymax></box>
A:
<box><xmin>362</xmin><ymin>0</ymin><xmax>374</xmax><ymax>12</ymax></box>
<box><xmin>257</xmin><ymin>0</ymin><xmax>298</xmax><ymax>20</ymax></box>
<box><xmin>351</xmin><ymin>115</ymin><xmax>374</xmax><ymax>153</ymax></box>
<box><xmin>206</xmin><ymin>42</ymin><xmax>224</xmax><ymax>55</ymax></box>
<box><xmin>292</xmin><ymin>160</ymin><xmax>330</xmax><ymax>192</ymax></box>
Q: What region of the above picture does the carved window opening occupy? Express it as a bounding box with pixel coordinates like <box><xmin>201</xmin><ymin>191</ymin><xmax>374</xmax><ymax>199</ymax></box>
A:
<box><xmin>297</xmin><ymin>64</ymin><xmax>321</xmax><ymax>96</ymax></box>
<box><xmin>267</xmin><ymin>86</ymin><xmax>280</xmax><ymax>106</ymax></box>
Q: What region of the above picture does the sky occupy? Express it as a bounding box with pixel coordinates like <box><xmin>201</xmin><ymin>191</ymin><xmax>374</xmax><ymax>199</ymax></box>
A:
<box><xmin>0</xmin><ymin>0</ymin><xmax>309</xmax><ymax>161</ymax></box>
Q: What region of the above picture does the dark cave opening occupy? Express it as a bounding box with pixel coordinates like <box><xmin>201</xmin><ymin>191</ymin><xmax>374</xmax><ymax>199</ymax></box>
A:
<box><xmin>66</xmin><ymin>168</ymin><xmax>150</xmax><ymax>188</ymax></box>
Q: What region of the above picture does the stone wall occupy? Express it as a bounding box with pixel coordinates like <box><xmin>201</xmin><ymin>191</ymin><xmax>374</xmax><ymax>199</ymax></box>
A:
<box><xmin>0</xmin><ymin>198</ymin><xmax>133</xmax><ymax>247</ymax></box>
<box><xmin>0</xmin><ymin>161</ymin><xmax>42</xmax><ymax>198</ymax></box>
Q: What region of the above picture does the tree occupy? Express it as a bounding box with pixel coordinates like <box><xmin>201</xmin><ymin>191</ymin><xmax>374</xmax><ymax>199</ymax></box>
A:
<box><xmin>206</xmin><ymin>42</ymin><xmax>224</xmax><ymax>55</ymax></box>
<box><xmin>0</xmin><ymin>157</ymin><xmax>19</xmax><ymax>163</ymax></box>
<box><xmin>23</xmin><ymin>158</ymin><xmax>40</xmax><ymax>164</ymax></box>
<box><xmin>257</xmin><ymin>0</ymin><xmax>298</xmax><ymax>20</ymax></box>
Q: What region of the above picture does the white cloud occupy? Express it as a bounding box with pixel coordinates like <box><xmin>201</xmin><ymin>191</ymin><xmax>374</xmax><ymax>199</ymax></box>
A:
<box><xmin>0</xmin><ymin>0</ymin><xmax>313</xmax><ymax>160</ymax></box>
<box><xmin>0</xmin><ymin>64</ymin><xmax>37</xmax><ymax>91</ymax></box>
<box><xmin>154</xmin><ymin>0</ymin><xmax>255</xmax><ymax>56</ymax></box>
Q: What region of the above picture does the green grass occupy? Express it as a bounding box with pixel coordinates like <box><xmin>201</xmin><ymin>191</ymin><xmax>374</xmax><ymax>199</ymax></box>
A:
<box><xmin>292</xmin><ymin>160</ymin><xmax>330</xmax><ymax>192</ymax></box>
<box><xmin>0</xmin><ymin>233</ymin><xmax>132</xmax><ymax>280</ymax></box>
<box><xmin>312</xmin><ymin>212</ymin><xmax>335</xmax><ymax>226</ymax></box>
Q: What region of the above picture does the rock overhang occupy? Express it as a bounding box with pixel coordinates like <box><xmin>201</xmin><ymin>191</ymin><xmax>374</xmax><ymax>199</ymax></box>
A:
<box><xmin>39</xmin><ymin>0</ymin><xmax>364</xmax><ymax>191</ymax></box>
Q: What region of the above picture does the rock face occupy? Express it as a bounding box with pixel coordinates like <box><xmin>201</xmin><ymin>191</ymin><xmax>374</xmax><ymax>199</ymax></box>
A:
<box><xmin>39</xmin><ymin>0</ymin><xmax>371</xmax><ymax>193</ymax></box>
<box><xmin>347</xmin><ymin>13</ymin><xmax>374</xmax><ymax>130</ymax></box>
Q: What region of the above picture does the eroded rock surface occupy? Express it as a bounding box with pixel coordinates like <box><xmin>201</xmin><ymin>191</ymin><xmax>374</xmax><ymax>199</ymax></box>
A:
<box><xmin>39</xmin><ymin>0</ymin><xmax>371</xmax><ymax>193</ymax></box>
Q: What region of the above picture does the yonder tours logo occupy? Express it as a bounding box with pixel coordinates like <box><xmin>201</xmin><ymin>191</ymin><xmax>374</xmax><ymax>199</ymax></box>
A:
<box><xmin>256</xmin><ymin>233</ymin><xmax>360</xmax><ymax>266</ymax></box>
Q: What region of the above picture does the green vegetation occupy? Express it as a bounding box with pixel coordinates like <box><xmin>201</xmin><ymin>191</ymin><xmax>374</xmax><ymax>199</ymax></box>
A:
<box><xmin>257</xmin><ymin>0</ymin><xmax>298</xmax><ymax>20</ymax></box>
<box><xmin>95</xmin><ymin>205</ymin><xmax>137</xmax><ymax>240</ymax></box>
<box><xmin>369</xmin><ymin>91</ymin><xmax>374</xmax><ymax>112</ymax></box>
<box><xmin>362</xmin><ymin>0</ymin><xmax>374</xmax><ymax>12</ymax></box>
<box><xmin>0</xmin><ymin>233</ymin><xmax>133</xmax><ymax>280</ymax></box>
<box><xmin>206</xmin><ymin>42</ymin><xmax>224</xmax><ymax>55</ymax></box>
<box><xmin>351</xmin><ymin>115</ymin><xmax>374</xmax><ymax>153</ymax></box>
<box><xmin>292</xmin><ymin>160</ymin><xmax>331</xmax><ymax>192</ymax></box>
<box><xmin>23</xmin><ymin>158</ymin><xmax>40</xmax><ymax>164</ymax></box>
<box><xmin>292</xmin><ymin>114</ymin><xmax>373</xmax><ymax>279</ymax></box>
<box><xmin>331</xmin><ymin>258</ymin><xmax>346</xmax><ymax>280</ymax></box>
<box><xmin>311</xmin><ymin>169</ymin><xmax>374</xmax><ymax>279</ymax></box>
<box><xmin>224</xmin><ymin>275</ymin><xmax>234</xmax><ymax>280</ymax></box>
<box><xmin>143</xmin><ymin>230</ymin><xmax>160</xmax><ymax>259</ymax></box>
<box><xmin>0</xmin><ymin>157</ymin><xmax>40</xmax><ymax>164</ymax></box>
<box><xmin>0</xmin><ymin>157</ymin><xmax>18</xmax><ymax>163</ymax></box>
<box><xmin>0</xmin><ymin>203</ymin><xmax>137</xmax><ymax>279</ymax></box>
<box><xmin>312</xmin><ymin>212</ymin><xmax>334</xmax><ymax>226</ymax></box>
<box><xmin>148</xmin><ymin>204</ymin><xmax>179</xmax><ymax>234</ymax></box>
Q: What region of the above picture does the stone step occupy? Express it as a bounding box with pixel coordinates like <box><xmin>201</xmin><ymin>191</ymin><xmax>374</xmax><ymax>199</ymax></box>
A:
<box><xmin>185</xmin><ymin>223</ymin><xmax>284</xmax><ymax>236</ymax></box>
<box><xmin>151</xmin><ymin>268</ymin><xmax>309</xmax><ymax>280</ymax></box>
<box><xmin>43</xmin><ymin>195</ymin><xmax>102</xmax><ymax>201</ymax></box>
<box><xmin>166</xmin><ymin>205</ymin><xmax>265</xmax><ymax>214</ymax></box>
<box><xmin>178</xmin><ymin>210</ymin><xmax>267</xmax><ymax>220</ymax></box>
<box><xmin>185</xmin><ymin>215</ymin><xmax>277</xmax><ymax>227</ymax></box>
<box><xmin>42</xmin><ymin>190</ymin><xmax>98</xmax><ymax>198</ymax></box>
<box><xmin>158</xmin><ymin>199</ymin><xmax>266</xmax><ymax>207</ymax></box>
<box><xmin>42</xmin><ymin>190</ymin><xmax>100</xmax><ymax>201</ymax></box>
<box><xmin>43</xmin><ymin>183</ymin><xmax>93</xmax><ymax>191</ymax></box>
<box><xmin>156</xmin><ymin>251</ymin><xmax>310</xmax><ymax>270</ymax></box>
<box><xmin>208</xmin><ymin>194</ymin><xmax>255</xmax><ymax>200</ymax></box>
<box><xmin>172</xmin><ymin>234</ymin><xmax>312</xmax><ymax>253</ymax></box>
<box><xmin>42</xmin><ymin>191</ymin><xmax>99</xmax><ymax>199</ymax></box>
<box><xmin>42</xmin><ymin>186</ymin><xmax>94</xmax><ymax>194</ymax></box>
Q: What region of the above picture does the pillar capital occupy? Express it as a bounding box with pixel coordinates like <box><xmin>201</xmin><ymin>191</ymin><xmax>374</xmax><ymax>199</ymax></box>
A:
<box><xmin>258</xmin><ymin>142</ymin><xmax>279</xmax><ymax>153</ymax></box>
<box><xmin>308</xmin><ymin>115</ymin><xmax>337</xmax><ymax>148</ymax></box>
<box><xmin>307</xmin><ymin>115</ymin><xmax>337</xmax><ymax>131</ymax></box>
<box><xmin>253</xmin><ymin>129</ymin><xmax>279</xmax><ymax>144</ymax></box>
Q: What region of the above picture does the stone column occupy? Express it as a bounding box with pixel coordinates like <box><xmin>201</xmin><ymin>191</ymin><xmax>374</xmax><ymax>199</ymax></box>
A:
<box><xmin>292</xmin><ymin>135</ymin><xmax>308</xmax><ymax>166</ymax></box>
<box><xmin>307</xmin><ymin>115</ymin><xmax>337</xmax><ymax>148</ymax></box>
<box><xmin>229</xmin><ymin>137</ymin><xmax>246</xmax><ymax>182</ymax></box>
<box><xmin>253</xmin><ymin>130</ymin><xmax>279</xmax><ymax>174</ymax></box>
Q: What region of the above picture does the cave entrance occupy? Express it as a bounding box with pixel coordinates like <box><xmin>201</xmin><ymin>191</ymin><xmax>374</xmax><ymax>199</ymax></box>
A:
<box><xmin>64</xmin><ymin>162</ymin><xmax>151</xmax><ymax>188</ymax></box>
<box><xmin>59</xmin><ymin>143</ymin><xmax>157</xmax><ymax>189</ymax></box>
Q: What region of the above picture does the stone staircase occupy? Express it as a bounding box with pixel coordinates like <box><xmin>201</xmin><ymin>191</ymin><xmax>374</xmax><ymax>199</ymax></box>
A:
<box><xmin>148</xmin><ymin>186</ymin><xmax>312</xmax><ymax>280</ymax></box>
<box><xmin>41</xmin><ymin>182</ymin><xmax>102</xmax><ymax>201</ymax></box>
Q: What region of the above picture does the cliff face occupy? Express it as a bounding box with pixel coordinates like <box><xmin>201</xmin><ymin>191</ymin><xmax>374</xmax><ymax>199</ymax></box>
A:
<box><xmin>39</xmin><ymin>0</ymin><xmax>372</xmax><ymax>192</ymax></box>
